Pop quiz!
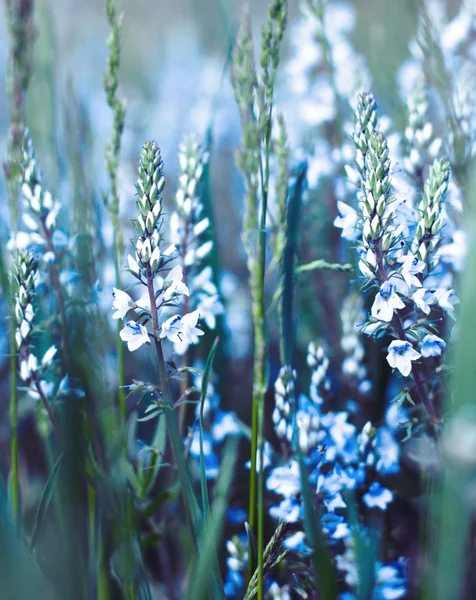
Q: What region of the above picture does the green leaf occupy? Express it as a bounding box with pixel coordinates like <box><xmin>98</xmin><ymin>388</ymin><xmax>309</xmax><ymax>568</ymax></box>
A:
<box><xmin>297</xmin><ymin>447</ymin><xmax>339</xmax><ymax>600</ymax></box>
<box><xmin>281</xmin><ymin>162</ymin><xmax>306</xmax><ymax>366</ymax></box>
<box><xmin>199</xmin><ymin>337</ymin><xmax>219</xmax><ymax>519</ymax></box>
<box><xmin>185</xmin><ymin>438</ymin><xmax>237</xmax><ymax>600</ymax></box>
<box><xmin>141</xmin><ymin>413</ymin><xmax>167</xmax><ymax>497</ymax></box>
<box><xmin>30</xmin><ymin>453</ymin><xmax>63</xmax><ymax>551</ymax></box>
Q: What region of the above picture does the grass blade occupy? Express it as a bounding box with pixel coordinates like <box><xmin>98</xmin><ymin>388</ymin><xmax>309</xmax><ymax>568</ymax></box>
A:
<box><xmin>30</xmin><ymin>452</ymin><xmax>63</xmax><ymax>551</ymax></box>
<box><xmin>185</xmin><ymin>438</ymin><xmax>237</xmax><ymax>600</ymax></box>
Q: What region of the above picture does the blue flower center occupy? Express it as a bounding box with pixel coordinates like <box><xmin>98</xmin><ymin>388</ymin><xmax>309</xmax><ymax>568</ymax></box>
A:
<box><xmin>380</xmin><ymin>282</ymin><xmax>393</xmax><ymax>299</ymax></box>
<box><xmin>126</xmin><ymin>322</ymin><xmax>141</xmax><ymax>335</ymax></box>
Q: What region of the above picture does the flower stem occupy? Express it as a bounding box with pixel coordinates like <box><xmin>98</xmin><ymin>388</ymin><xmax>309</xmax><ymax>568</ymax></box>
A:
<box><xmin>9</xmin><ymin>324</ymin><xmax>20</xmax><ymax>530</ymax></box>
<box><xmin>145</xmin><ymin>266</ymin><xmax>200</xmax><ymax>545</ymax></box>
<box><xmin>114</xmin><ymin>233</ymin><xmax>126</xmax><ymax>421</ymax></box>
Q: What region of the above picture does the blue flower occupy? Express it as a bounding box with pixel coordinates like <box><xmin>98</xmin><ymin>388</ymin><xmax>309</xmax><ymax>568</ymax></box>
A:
<box><xmin>420</xmin><ymin>334</ymin><xmax>446</xmax><ymax>357</ymax></box>
<box><xmin>269</xmin><ymin>497</ymin><xmax>302</xmax><ymax>523</ymax></box>
<box><xmin>363</xmin><ymin>482</ymin><xmax>393</xmax><ymax>510</ymax></box>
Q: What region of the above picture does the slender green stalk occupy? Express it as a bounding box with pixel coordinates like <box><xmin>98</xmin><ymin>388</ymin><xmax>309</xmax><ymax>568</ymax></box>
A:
<box><xmin>231</xmin><ymin>4</ymin><xmax>287</xmax><ymax>594</ymax></box>
<box><xmin>145</xmin><ymin>267</ymin><xmax>201</xmax><ymax>545</ymax></box>
<box><xmin>9</xmin><ymin>333</ymin><xmax>19</xmax><ymax>529</ymax></box>
<box><xmin>104</xmin><ymin>0</ymin><xmax>127</xmax><ymax>421</ymax></box>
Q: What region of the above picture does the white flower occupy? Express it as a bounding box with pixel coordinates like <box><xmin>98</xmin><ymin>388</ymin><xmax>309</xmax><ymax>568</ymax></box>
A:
<box><xmin>112</xmin><ymin>288</ymin><xmax>134</xmax><ymax>319</ymax></box>
<box><xmin>120</xmin><ymin>321</ymin><xmax>150</xmax><ymax>351</ymax></box>
<box><xmin>412</xmin><ymin>288</ymin><xmax>437</xmax><ymax>314</ymax></box>
<box><xmin>386</xmin><ymin>340</ymin><xmax>421</xmax><ymax>377</ymax></box>
<box><xmin>334</xmin><ymin>201</ymin><xmax>359</xmax><ymax>241</ymax></box>
<box><xmin>358</xmin><ymin>248</ymin><xmax>376</xmax><ymax>279</ymax></box>
<box><xmin>420</xmin><ymin>334</ymin><xmax>446</xmax><ymax>358</ymax></box>
<box><xmin>20</xmin><ymin>354</ymin><xmax>38</xmax><ymax>382</ymax></box>
<box><xmin>266</xmin><ymin>461</ymin><xmax>300</xmax><ymax>497</ymax></box>
<box><xmin>41</xmin><ymin>345</ymin><xmax>57</xmax><ymax>368</ymax></box>
<box><xmin>127</xmin><ymin>254</ymin><xmax>140</xmax><ymax>276</ymax></box>
<box><xmin>435</xmin><ymin>288</ymin><xmax>459</xmax><ymax>320</ymax></box>
<box><xmin>195</xmin><ymin>294</ymin><xmax>224</xmax><ymax>329</ymax></box>
<box><xmin>399</xmin><ymin>253</ymin><xmax>425</xmax><ymax>288</ymax></box>
<box><xmin>162</xmin><ymin>265</ymin><xmax>189</xmax><ymax>302</ymax></box>
<box><xmin>160</xmin><ymin>310</ymin><xmax>203</xmax><ymax>345</ymax></box>
<box><xmin>371</xmin><ymin>281</ymin><xmax>405</xmax><ymax>322</ymax></box>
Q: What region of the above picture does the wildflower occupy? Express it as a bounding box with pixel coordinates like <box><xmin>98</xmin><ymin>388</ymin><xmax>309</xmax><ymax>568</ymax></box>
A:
<box><xmin>120</xmin><ymin>321</ymin><xmax>150</xmax><ymax>351</ymax></box>
<box><xmin>412</xmin><ymin>157</ymin><xmax>450</xmax><ymax>263</ymax></box>
<box><xmin>435</xmin><ymin>288</ymin><xmax>459</xmax><ymax>320</ymax></box>
<box><xmin>420</xmin><ymin>334</ymin><xmax>446</xmax><ymax>357</ymax></box>
<box><xmin>371</xmin><ymin>281</ymin><xmax>405</xmax><ymax>323</ymax></box>
<box><xmin>399</xmin><ymin>253</ymin><xmax>425</xmax><ymax>288</ymax></box>
<box><xmin>112</xmin><ymin>288</ymin><xmax>134</xmax><ymax>319</ymax></box>
<box><xmin>195</xmin><ymin>294</ymin><xmax>224</xmax><ymax>329</ymax></box>
<box><xmin>20</xmin><ymin>354</ymin><xmax>38</xmax><ymax>382</ymax></box>
<box><xmin>41</xmin><ymin>345</ymin><xmax>57</xmax><ymax>368</ymax></box>
<box><xmin>127</xmin><ymin>254</ymin><xmax>140</xmax><ymax>276</ymax></box>
<box><xmin>363</xmin><ymin>482</ymin><xmax>393</xmax><ymax>510</ymax></box>
<box><xmin>162</xmin><ymin>265</ymin><xmax>189</xmax><ymax>302</ymax></box>
<box><xmin>358</xmin><ymin>248</ymin><xmax>377</xmax><ymax>279</ymax></box>
<box><xmin>334</xmin><ymin>200</ymin><xmax>358</xmax><ymax>240</ymax></box>
<box><xmin>159</xmin><ymin>310</ymin><xmax>203</xmax><ymax>345</ymax></box>
<box><xmin>269</xmin><ymin>497</ymin><xmax>302</xmax><ymax>523</ymax></box>
<box><xmin>374</xmin><ymin>562</ymin><xmax>407</xmax><ymax>599</ymax></box>
<box><xmin>267</xmin><ymin>461</ymin><xmax>300</xmax><ymax>497</ymax></box>
<box><xmin>412</xmin><ymin>287</ymin><xmax>437</xmax><ymax>314</ymax></box>
<box><xmin>386</xmin><ymin>340</ymin><xmax>421</xmax><ymax>377</ymax></box>
<box><xmin>283</xmin><ymin>531</ymin><xmax>311</xmax><ymax>554</ymax></box>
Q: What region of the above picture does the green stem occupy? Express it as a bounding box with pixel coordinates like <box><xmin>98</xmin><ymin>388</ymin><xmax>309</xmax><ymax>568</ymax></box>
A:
<box><xmin>114</xmin><ymin>236</ymin><xmax>126</xmax><ymax>421</ymax></box>
<box><xmin>9</xmin><ymin>324</ymin><xmax>20</xmax><ymax>530</ymax></box>
<box><xmin>145</xmin><ymin>267</ymin><xmax>200</xmax><ymax>545</ymax></box>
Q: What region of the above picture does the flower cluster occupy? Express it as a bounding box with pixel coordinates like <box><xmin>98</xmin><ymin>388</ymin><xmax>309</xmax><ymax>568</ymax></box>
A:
<box><xmin>114</xmin><ymin>141</ymin><xmax>205</xmax><ymax>353</ymax></box>
<box><xmin>168</xmin><ymin>134</ymin><xmax>223</xmax><ymax>354</ymax></box>
<box><xmin>264</xmin><ymin>362</ymin><xmax>404</xmax><ymax>597</ymax></box>
<box><xmin>8</xmin><ymin>130</ymin><xmax>65</xmax><ymax>257</ymax></box>
<box><xmin>13</xmin><ymin>250</ymin><xmax>57</xmax><ymax>389</ymax></box>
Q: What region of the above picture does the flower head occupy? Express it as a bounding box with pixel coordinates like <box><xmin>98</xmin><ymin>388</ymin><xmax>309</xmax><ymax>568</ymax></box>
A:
<box><xmin>159</xmin><ymin>310</ymin><xmax>203</xmax><ymax>346</ymax></box>
<box><xmin>420</xmin><ymin>334</ymin><xmax>446</xmax><ymax>358</ymax></box>
<box><xmin>386</xmin><ymin>340</ymin><xmax>421</xmax><ymax>377</ymax></box>
<box><xmin>363</xmin><ymin>482</ymin><xmax>393</xmax><ymax>510</ymax></box>
<box><xmin>162</xmin><ymin>265</ymin><xmax>189</xmax><ymax>302</ymax></box>
<box><xmin>334</xmin><ymin>201</ymin><xmax>358</xmax><ymax>240</ymax></box>
<box><xmin>399</xmin><ymin>253</ymin><xmax>425</xmax><ymax>288</ymax></box>
<box><xmin>120</xmin><ymin>321</ymin><xmax>150</xmax><ymax>351</ymax></box>
<box><xmin>371</xmin><ymin>281</ymin><xmax>405</xmax><ymax>322</ymax></box>
<box><xmin>112</xmin><ymin>288</ymin><xmax>134</xmax><ymax>319</ymax></box>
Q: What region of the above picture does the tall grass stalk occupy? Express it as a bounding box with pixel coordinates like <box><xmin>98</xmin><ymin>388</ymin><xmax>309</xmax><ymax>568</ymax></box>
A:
<box><xmin>231</xmin><ymin>4</ymin><xmax>287</xmax><ymax>595</ymax></box>
<box><xmin>104</xmin><ymin>0</ymin><xmax>127</xmax><ymax>421</ymax></box>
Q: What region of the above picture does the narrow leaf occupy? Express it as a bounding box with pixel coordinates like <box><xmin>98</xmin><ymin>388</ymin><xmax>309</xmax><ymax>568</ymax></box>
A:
<box><xmin>30</xmin><ymin>453</ymin><xmax>63</xmax><ymax>551</ymax></box>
